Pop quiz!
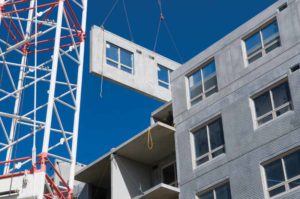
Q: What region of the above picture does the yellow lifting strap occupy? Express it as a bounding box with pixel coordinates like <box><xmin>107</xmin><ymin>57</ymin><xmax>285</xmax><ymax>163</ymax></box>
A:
<box><xmin>147</xmin><ymin>128</ymin><xmax>154</xmax><ymax>150</ymax></box>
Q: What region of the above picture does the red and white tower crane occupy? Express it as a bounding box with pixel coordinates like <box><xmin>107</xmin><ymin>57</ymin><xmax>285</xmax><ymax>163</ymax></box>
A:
<box><xmin>0</xmin><ymin>0</ymin><xmax>87</xmax><ymax>198</ymax></box>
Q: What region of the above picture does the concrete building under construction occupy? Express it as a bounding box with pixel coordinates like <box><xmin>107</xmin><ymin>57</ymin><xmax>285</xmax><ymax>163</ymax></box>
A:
<box><xmin>75</xmin><ymin>0</ymin><xmax>300</xmax><ymax>198</ymax></box>
<box><xmin>0</xmin><ymin>0</ymin><xmax>299</xmax><ymax>198</ymax></box>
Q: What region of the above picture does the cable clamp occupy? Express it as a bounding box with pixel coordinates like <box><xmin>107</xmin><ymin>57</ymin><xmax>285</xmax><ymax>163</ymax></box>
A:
<box><xmin>160</xmin><ymin>13</ymin><xmax>165</xmax><ymax>21</ymax></box>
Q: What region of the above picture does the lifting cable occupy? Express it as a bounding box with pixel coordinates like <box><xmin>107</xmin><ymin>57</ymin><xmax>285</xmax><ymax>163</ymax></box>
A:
<box><xmin>122</xmin><ymin>0</ymin><xmax>134</xmax><ymax>42</ymax></box>
<box><xmin>100</xmin><ymin>0</ymin><xmax>134</xmax><ymax>41</ymax></box>
<box><xmin>153</xmin><ymin>0</ymin><xmax>183</xmax><ymax>63</ymax></box>
<box><xmin>99</xmin><ymin>0</ymin><xmax>134</xmax><ymax>97</ymax></box>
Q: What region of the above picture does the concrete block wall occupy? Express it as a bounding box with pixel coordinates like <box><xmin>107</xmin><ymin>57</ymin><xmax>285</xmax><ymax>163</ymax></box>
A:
<box><xmin>171</xmin><ymin>0</ymin><xmax>300</xmax><ymax>198</ymax></box>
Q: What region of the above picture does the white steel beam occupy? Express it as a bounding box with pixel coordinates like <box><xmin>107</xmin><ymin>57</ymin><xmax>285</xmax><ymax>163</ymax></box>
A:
<box><xmin>42</xmin><ymin>0</ymin><xmax>65</xmax><ymax>154</ymax></box>
<box><xmin>68</xmin><ymin>0</ymin><xmax>88</xmax><ymax>190</ymax></box>
<box><xmin>4</xmin><ymin>0</ymin><xmax>36</xmax><ymax>174</ymax></box>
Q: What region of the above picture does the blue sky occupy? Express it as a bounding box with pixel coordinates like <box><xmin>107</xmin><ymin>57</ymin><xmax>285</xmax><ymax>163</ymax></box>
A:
<box><xmin>78</xmin><ymin>0</ymin><xmax>276</xmax><ymax>164</ymax></box>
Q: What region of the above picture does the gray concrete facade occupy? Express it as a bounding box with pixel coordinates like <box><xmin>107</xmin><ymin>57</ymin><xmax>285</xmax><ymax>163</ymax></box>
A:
<box><xmin>77</xmin><ymin>0</ymin><xmax>300</xmax><ymax>198</ymax></box>
<box><xmin>171</xmin><ymin>0</ymin><xmax>300</xmax><ymax>198</ymax></box>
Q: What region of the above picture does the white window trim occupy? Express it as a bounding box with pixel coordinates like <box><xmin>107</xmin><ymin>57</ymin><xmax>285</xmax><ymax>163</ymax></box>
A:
<box><xmin>158</xmin><ymin>64</ymin><xmax>172</xmax><ymax>89</ymax></box>
<box><xmin>262</xmin><ymin>148</ymin><xmax>300</xmax><ymax>198</ymax></box>
<box><xmin>188</xmin><ymin>60</ymin><xmax>218</xmax><ymax>106</ymax></box>
<box><xmin>106</xmin><ymin>42</ymin><xmax>134</xmax><ymax>74</ymax></box>
<box><xmin>197</xmin><ymin>180</ymin><xmax>231</xmax><ymax>199</ymax></box>
<box><xmin>252</xmin><ymin>80</ymin><xmax>292</xmax><ymax>127</ymax></box>
<box><xmin>244</xmin><ymin>19</ymin><xmax>281</xmax><ymax>65</ymax></box>
<box><xmin>161</xmin><ymin>161</ymin><xmax>178</xmax><ymax>187</ymax></box>
<box><xmin>193</xmin><ymin>117</ymin><xmax>225</xmax><ymax>166</ymax></box>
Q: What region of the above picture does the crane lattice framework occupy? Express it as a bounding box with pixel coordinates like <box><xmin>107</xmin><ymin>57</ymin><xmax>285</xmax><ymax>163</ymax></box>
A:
<box><xmin>0</xmin><ymin>0</ymin><xmax>87</xmax><ymax>198</ymax></box>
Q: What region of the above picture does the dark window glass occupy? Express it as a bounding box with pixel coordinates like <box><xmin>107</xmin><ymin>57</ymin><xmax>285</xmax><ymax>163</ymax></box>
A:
<box><xmin>162</xmin><ymin>163</ymin><xmax>176</xmax><ymax>186</ymax></box>
<box><xmin>106</xmin><ymin>42</ymin><xmax>134</xmax><ymax>74</ymax></box>
<box><xmin>208</xmin><ymin>119</ymin><xmax>224</xmax><ymax>150</ymax></box>
<box><xmin>215</xmin><ymin>183</ymin><xmax>231</xmax><ymax>199</ymax></box>
<box><xmin>106</xmin><ymin>60</ymin><xmax>118</xmax><ymax>68</ymax></box>
<box><xmin>158</xmin><ymin>65</ymin><xmax>169</xmax><ymax>83</ymax></box>
<box><xmin>245</xmin><ymin>20</ymin><xmax>280</xmax><ymax>64</ymax></box>
<box><xmin>269</xmin><ymin>186</ymin><xmax>285</xmax><ymax>197</ymax></box>
<box><xmin>194</xmin><ymin>118</ymin><xmax>225</xmax><ymax>166</ymax></box>
<box><xmin>245</xmin><ymin>32</ymin><xmax>262</xmax><ymax>56</ymax></box>
<box><xmin>120</xmin><ymin>49</ymin><xmax>133</xmax><ymax>68</ymax></box>
<box><xmin>254</xmin><ymin>92</ymin><xmax>272</xmax><ymax>117</ymax></box>
<box><xmin>159</xmin><ymin>81</ymin><xmax>168</xmax><ymax>89</ymax></box>
<box><xmin>189</xmin><ymin>60</ymin><xmax>218</xmax><ymax>105</ymax></box>
<box><xmin>106</xmin><ymin>43</ymin><xmax>118</xmax><ymax>62</ymax></box>
<box><xmin>248</xmin><ymin>52</ymin><xmax>263</xmax><ymax>64</ymax></box>
<box><xmin>254</xmin><ymin>81</ymin><xmax>292</xmax><ymax>125</ymax></box>
<box><xmin>200</xmin><ymin>191</ymin><xmax>214</xmax><ymax>199</ymax></box>
<box><xmin>199</xmin><ymin>183</ymin><xmax>231</xmax><ymax>199</ymax></box>
<box><xmin>121</xmin><ymin>66</ymin><xmax>132</xmax><ymax>74</ymax></box>
<box><xmin>264</xmin><ymin>149</ymin><xmax>300</xmax><ymax>197</ymax></box>
<box><xmin>262</xmin><ymin>21</ymin><xmax>280</xmax><ymax>53</ymax></box>
<box><xmin>212</xmin><ymin>148</ymin><xmax>225</xmax><ymax>158</ymax></box>
<box><xmin>265</xmin><ymin>159</ymin><xmax>285</xmax><ymax>188</ymax></box>
<box><xmin>158</xmin><ymin>65</ymin><xmax>171</xmax><ymax>89</ymax></box>
<box><xmin>194</xmin><ymin>128</ymin><xmax>209</xmax><ymax>158</ymax></box>
<box><xmin>257</xmin><ymin>114</ymin><xmax>273</xmax><ymax>126</ymax></box>
<box><xmin>289</xmin><ymin>179</ymin><xmax>300</xmax><ymax>189</ymax></box>
<box><xmin>272</xmin><ymin>82</ymin><xmax>291</xmax><ymax>108</ymax></box>
<box><xmin>203</xmin><ymin>61</ymin><xmax>216</xmax><ymax>79</ymax></box>
<box><xmin>284</xmin><ymin>150</ymin><xmax>300</xmax><ymax>180</ymax></box>
<box><xmin>189</xmin><ymin>70</ymin><xmax>202</xmax><ymax>99</ymax></box>
<box><xmin>196</xmin><ymin>156</ymin><xmax>209</xmax><ymax>165</ymax></box>
<box><xmin>203</xmin><ymin>61</ymin><xmax>218</xmax><ymax>95</ymax></box>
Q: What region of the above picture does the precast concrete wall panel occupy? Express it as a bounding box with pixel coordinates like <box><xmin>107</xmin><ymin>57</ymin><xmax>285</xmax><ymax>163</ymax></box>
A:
<box><xmin>90</xmin><ymin>26</ymin><xmax>180</xmax><ymax>102</ymax></box>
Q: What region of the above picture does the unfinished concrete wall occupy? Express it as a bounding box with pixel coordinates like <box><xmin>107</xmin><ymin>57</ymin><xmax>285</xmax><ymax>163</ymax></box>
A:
<box><xmin>90</xmin><ymin>26</ymin><xmax>180</xmax><ymax>102</ymax></box>
<box><xmin>54</xmin><ymin>160</ymin><xmax>85</xmax><ymax>187</ymax></box>
<box><xmin>111</xmin><ymin>155</ymin><xmax>153</xmax><ymax>199</ymax></box>
<box><xmin>171</xmin><ymin>0</ymin><xmax>300</xmax><ymax>198</ymax></box>
<box><xmin>151</xmin><ymin>153</ymin><xmax>176</xmax><ymax>186</ymax></box>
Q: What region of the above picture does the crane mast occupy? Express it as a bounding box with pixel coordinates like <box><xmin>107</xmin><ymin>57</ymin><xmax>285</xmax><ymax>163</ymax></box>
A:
<box><xmin>0</xmin><ymin>0</ymin><xmax>87</xmax><ymax>198</ymax></box>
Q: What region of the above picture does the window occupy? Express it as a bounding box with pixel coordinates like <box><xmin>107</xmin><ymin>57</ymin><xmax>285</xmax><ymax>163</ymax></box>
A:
<box><xmin>244</xmin><ymin>20</ymin><xmax>280</xmax><ymax>64</ymax></box>
<box><xmin>162</xmin><ymin>162</ymin><xmax>177</xmax><ymax>187</ymax></box>
<box><xmin>158</xmin><ymin>64</ymin><xmax>172</xmax><ymax>89</ymax></box>
<box><xmin>253</xmin><ymin>81</ymin><xmax>292</xmax><ymax>126</ymax></box>
<box><xmin>188</xmin><ymin>60</ymin><xmax>218</xmax><ymax>106</ymax></box>
<box><xmin>198</xmin><ymin>182</ymin><xmax>232</xmax><ymax>199</ymax></box>
<box><xmin>193</xmin><ymin>118</ymin><xmax>225</xmax><ymax>166</ymax></box>
<box><xmin>106</xmin><ymin>42</ymin><xmax>134</xmax><ymax>74</ymax></box>
<box><xmin>263</xmin><ymin>149</ymin><xmax>300</xmax><ymax>198</ymax></box>
<box><xmin>290</xmin><ymin>64</ymin><xmax>300</xmax><ymax>73</ymax></box>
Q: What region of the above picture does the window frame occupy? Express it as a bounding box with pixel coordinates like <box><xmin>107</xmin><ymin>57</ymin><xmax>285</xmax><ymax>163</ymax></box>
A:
<box><xmin>187</xmin><ymin>59</ymin><xmax>218</xmax><ymax>106</ymax></box>
<box><xmin>106</xmin><ymin>42</ymin><xmax>134</xmax><ymax>74</ymax></box>
<box><xmin>243</xmin><ymin>18</ymin><xmax>281</xmax><ymax>65</ymax></box>
<box><xmin>251</xmin><ymin>79</ymin><xmax>293</xmax><ymax>127</ymax></box>
<box><xmin>262</xmin><ymin>147</ymin><xmax>300</xmax><ymax>198</ymax></box>
<box><xmin>157</xmin><ymin>64</ymin><xmax>172</xmax><ymax>89</ymax></box>
<box><xmin>161</xmin><ymin>161</ymin><xmax>178</xmax><ymax>187</ymax></box>
<box><xmin>192</xmin><ymin>116</ymin><xmax>225</xmax><ymax>166</ymax></box>
<box><xmin>197</xmin><ymin>180</ymin><xmax>232</xmax><ymax>199</ymax></box>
